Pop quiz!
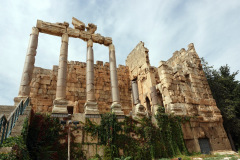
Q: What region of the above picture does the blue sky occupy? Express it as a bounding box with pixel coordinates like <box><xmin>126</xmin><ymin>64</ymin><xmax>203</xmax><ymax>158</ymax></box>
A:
<box><xmin>0</xmin><ymin>0</ymin><xmax>240</xmax><ymax>105</ymax></box>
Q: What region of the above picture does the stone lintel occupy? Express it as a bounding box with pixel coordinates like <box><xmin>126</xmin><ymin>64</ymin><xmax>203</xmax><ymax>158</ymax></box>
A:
<box><xmin>36</xmin><ymin>19</ymin><xmax>112</xmax><ymax>46</ymax></box>
<box><xmin>36</xmin><ymin>20</ymin><xmax>67</xmax><ymax>37</ymax></box>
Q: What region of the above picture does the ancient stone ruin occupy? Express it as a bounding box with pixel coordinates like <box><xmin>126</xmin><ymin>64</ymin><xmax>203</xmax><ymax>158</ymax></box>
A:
<box><xmin>14</xmin><ymin>17</ymin><xmax>232</xmax><ymax>155</ymax></box>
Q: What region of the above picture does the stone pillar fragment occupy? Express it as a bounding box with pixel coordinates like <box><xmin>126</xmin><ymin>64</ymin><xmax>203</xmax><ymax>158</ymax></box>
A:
<box><xmin>14</xmin><ymin>27</ymin><xmax>39</xmax><ymax>105</ymax></box>
<box><xmin>131</xmin><ymin>81</ymin><xmax>140</xmax><ymax>105</ymax></box>
<box><xmin>150</xmin><ymin>86</ymin><xmax>159</xmax><ymax>115</ymax></box>
<box><xmin>52</xmin><ymin>33</ymin><xmax>69</xmax><ymax>114</ymax></box>
<box><xmin>131</xmin><ymin>81</ymin><xmax>146</xmax><ymax>117</ymax></box>
<box><xmin>109</xmin><ymin>44</ymin><xmax>124</xmax><ymax>115</ymax></box>
<box><xmin>84</xmin><ymin>39</ymin><xmax>99</xmax><ymax>115</ymax></box>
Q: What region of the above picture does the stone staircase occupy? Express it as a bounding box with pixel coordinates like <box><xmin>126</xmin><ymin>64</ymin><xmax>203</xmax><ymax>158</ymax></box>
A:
<box><xmin>0</xmin><ymin>104</ymin><xmax>31</xmax><ymax>138</ymax></box>
<box><xmin>0</xmin><ymin>104</ymin><xmax>31</xmax><ymax>154</ymax></box>
<box><xmin>10</xmin><ymin>105</ymin><xmax>31</xmax><ymax>137</ymax></box>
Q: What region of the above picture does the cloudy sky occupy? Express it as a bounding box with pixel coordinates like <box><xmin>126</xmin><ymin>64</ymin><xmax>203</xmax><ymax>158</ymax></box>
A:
<box><xmin>0</xmin><ymin>0</ymin><xmax>240</xmax><ymax>105</ymax></box>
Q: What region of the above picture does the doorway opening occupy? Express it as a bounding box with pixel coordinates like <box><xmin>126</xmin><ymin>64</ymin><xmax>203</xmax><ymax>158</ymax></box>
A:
<box><xmin>146</xmin><ymin>96</ymin><xmax>151</xmax><ymax>113</ymax></box>
<box><xmin>198</xmin><ymin>138</ymin><xmax>211</xmax><ymax>154</ymax></box>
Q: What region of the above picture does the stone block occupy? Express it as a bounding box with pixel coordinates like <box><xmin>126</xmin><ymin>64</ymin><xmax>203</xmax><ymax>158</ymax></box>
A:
<box><xmin>92</xmin><ymin>33</ymin><xmax>104</xmax><ymax>44</ymax></box>
<box><xmin>184</xmin><ymin>139</ymin><xmax>200</xmax><ymax>153</ymax></box>
<box><xmin>79</xmin><ymin>31</ymin><xmax>91</xmax><ymax>41</ymax></box>
<box><xmin>37</xmin><ymin>99</ymin><xmax>52</xmax><ymax>106</ymax></box>
<box><xmin>96</xmin><ymin>145</ymin><xmax>104</xmax><ymax>157</ymax></box>
<box><xmin>67</xmin><ymin>28</ymin><xmax>80</xmax><ymax>38</ymax></box>
<box><xmin>36</xmin><ymin>20</ymin><xmax>66</xmax><ymax>36</ymax></box>
<box><xmin>182</xmin><ymin>126</ymin><xmax>194</xmax><ymax>139</ymax></box>
<box><xmin>72</xmin><ymin>17</ymin><xmax>85</xmax><ymax>30</ymax></box>
<box><xmin>103</xmin><ymin>37</ymin><xmax>112</xmax><ymax>46</ymax></box>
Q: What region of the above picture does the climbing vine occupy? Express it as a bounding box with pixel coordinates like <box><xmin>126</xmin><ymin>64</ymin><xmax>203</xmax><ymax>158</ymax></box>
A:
<box><xmin>84</xmin><ymin>106</ymin><xmax>190</xmax><ymax>159</ymax></box>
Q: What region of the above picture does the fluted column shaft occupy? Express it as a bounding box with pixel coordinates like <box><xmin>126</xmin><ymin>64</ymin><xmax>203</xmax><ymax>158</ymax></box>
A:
<box><xmin>109</xmin><ymin>45</ymin><xmax>124</xmax><ymax>116</ymax></box>
<box><xmin>86</xmin><ymin>39</ymin><xmax>95</xmax><ymax>102</ymax></box>
<box><xmin>52</xmin><ymin>33</ymin><xmax>69</xmax><ymax>114</ymax></box>
<box><xmin>18</xmin><ymin>27</ymin><xmax>39</xmax><ymax>97</ymax></box>
<box><xmin>84</xmin><ymin>39</ymin><xmax>99</xmax><ymax>116</ymax></box>
<box><xmin>56</xmin><ymin>33</ymin><xmax>69</xmax><ymax>100</ymax></box>
<box><xmin>109</xmin><ymin>44</ymin><xmax>120</xmax><ymax>103</ymax></box>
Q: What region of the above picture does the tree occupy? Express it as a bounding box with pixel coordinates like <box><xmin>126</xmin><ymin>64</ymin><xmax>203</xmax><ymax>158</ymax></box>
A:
<box><xmin>201</xmin><ymin>58</ymin><xmax>240</xmax><ymax>150</ymax></box>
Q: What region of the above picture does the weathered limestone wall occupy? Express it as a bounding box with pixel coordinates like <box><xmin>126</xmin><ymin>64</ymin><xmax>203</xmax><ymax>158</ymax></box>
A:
<box><xmin>28</xmin><ymin>40</ymin><xmax>232</xmax><ymax>153</ymax></box>
<box><xmin>156</xmin><ymin>43</ymin><xmax>232</xmax><ymax>152</ymax></box>
<box><xmin>29</xmin><ymin>61</ymin><xmax>131</xmax><ymax>114</ymax></box>
<box><xmin>126</xmin><ymin>41</ymin><xmax>157</xmax><ymax>113</ymax></box>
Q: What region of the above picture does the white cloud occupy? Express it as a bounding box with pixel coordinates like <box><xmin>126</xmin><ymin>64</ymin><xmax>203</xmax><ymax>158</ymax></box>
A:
<box><xmin>0</xmin><ymin>0</ymin><xmax>240</xmax><ymax>105</ymax></box>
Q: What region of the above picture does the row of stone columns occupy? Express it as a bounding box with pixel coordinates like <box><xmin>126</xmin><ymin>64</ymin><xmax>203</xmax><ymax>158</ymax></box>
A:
<box><xmin>16</xmin><ymin>28</ymin><xmax>124</xmax><ymax>116</ymax></box>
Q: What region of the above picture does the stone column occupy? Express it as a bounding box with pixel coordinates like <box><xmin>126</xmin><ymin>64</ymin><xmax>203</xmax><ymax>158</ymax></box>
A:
<box><xmin>132</xmin><ymin>81</ymin><xmax>140</xmax><ymax>105</ymax></box>
<box><xmin>84</xmin><ymin>39</ymin><xmax>99</xmax><ymax>115</ymax></box>
<box><xmin>109</xmin><ymin>44</ymin><xmax>124</xmax><ymax>115</ymax></box>
<box><xmin>150</xmin><ymin>86</ymin><xmax>159</xmax><ymax>115</ymax></box>
<box><xmin>14</xmin><ymin>27</ymin><xmax>39</xmax><ymax>105</ymax></box>
<box><xmin>52</xmin><ymin>33</ymin><xmax>69</xmax><ymax>114</ymax></box>
<box><xmin>131</xmin><ymin>81</ymin><xmax>146</xmax><ymax>117</ymax></box>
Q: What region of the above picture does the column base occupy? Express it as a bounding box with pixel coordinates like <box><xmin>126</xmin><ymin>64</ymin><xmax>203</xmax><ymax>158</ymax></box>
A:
<box><xmin>111</xmin><ymin>102</ymin><xmax>124</xmax><ymax>116</ymax></box>
<box><xmin>14</xmin><ymin>96</ymin><xmax>27</xmax><ymax>106</ymax></box>
<box><xmin>84</xmin><ymin>101</ymin><xmax>99</xmax><ymax>115</ymax></box>
<box><xmin>134</xmin><ymin>103</ymin><xmax>147</xmax><ymax>118</ymax></box>
<box><xmin>52</xmin><ymin>99</ymin><xmax>68</xmax><ymax>114</ymax></box>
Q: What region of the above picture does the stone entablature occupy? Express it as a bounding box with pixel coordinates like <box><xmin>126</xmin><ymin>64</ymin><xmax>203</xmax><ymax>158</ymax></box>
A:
<box><xmin>36</xmin><ymin>18</ymin><xmax>112</xmax><ymax>46</ymax></box>
<box><xmin>15</xmin><ymin>17</ymin><xmax>124</xmax><ymax>116</ymax></box>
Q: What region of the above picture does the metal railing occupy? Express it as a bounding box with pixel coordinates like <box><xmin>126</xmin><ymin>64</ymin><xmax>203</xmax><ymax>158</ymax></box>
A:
<box><xmin>0</xmin><ymin>97</ymin><xmax>30</xmax><ymax>145</ymax></box>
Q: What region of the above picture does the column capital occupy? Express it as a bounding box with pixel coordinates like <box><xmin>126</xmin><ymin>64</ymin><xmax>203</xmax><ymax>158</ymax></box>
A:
<box><xmin>32</xmin><ymin>27</ymin><xmax>39</xmax><ymax>35</ymax></box>
<box><xmin>62</xmin><ymin>33</ymin><xmax>69</xmax><ymax>43</ymax></box>
<box><xmin>109</xmin><ymin>44</ymin><xmax>115</xmax><ymax>51</ymax></box>
<box><xmin>87</xmin><ymin>39</ymin><xmax>93</xmax><ymax>47</ymax></box>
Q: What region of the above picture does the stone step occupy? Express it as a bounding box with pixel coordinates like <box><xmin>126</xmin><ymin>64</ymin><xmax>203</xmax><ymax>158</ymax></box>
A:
<box><xmin>0</xmin><ymin>105</ymin><xmax>31</xmax><ymax>138</ymax></box>
<box><xmin>0</xmin><ymin>105</ymin><xmax>16</xmax><ymax>117</ymax></box>
<box><xmin>9</xmin><ymin>131</ymin><xmax>21</xmax><ymax>137</ymax></box>
<box><xmin>11</xmin><ymin>125</ymin><xmax>23</xmax><ymax>134</ymax></box>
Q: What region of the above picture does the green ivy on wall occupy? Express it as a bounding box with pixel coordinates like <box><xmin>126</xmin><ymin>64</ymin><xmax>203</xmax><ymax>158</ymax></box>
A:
<box><xmin>84</xmin><ymin>106</ymin><xmax>190</xmax><ymax>159</ymax></box>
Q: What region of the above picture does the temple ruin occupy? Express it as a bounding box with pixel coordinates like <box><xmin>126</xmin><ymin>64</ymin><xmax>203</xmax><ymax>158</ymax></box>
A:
<box><xmin>14</xmin><ymin>17</ymin><xmax>232</xmax><ymax>156</ymax></box>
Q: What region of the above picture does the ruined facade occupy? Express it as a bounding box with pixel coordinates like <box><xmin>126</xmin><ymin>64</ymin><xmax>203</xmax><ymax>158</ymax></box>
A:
<box><xmin>126</xmin><ymin>42</ymin><xmax>232</xmax><ymax>152</ymax></box>
<box><xmin>14</xmin><ymin>18</ymin><xmax>232</xmax><ymax>155</ymax></box>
